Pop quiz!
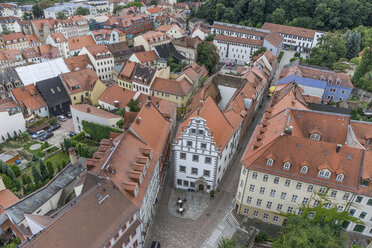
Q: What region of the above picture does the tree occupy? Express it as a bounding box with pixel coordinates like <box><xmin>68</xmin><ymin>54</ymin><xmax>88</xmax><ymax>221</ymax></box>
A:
<box><xmin>39</xmin><ymin>159</ymin><xmax>49</xmax><ymax>181</ymax></box>
<box><xmin>306</xmin><ymin>34</ymin><xmax>347</xmax><ymax>69</ymax></box>
<box><xmin>252</xmin><ymin>47</ymin><xmax>267</xmax><ymax>58</ymax></box>
<box><xmin>74</xmin><ymin>7</ymin><xmax>90</xmax><ymax>16</ymax></box>
<box><xmin>196</xmin><ymin>41</ymin><xmax>219</xmax><ymax>74</ymax></box>
<box><xmin>6</xmin><ymin>166</ymin><xmax>15</xmax><ymax>180</ymax></box>
<box><xmin>64</xmin><ymin>138</ymin><xmax>72</xmax><ymax>154</ymax></box>
<box><xmin>12</xmin><ymin>178</ymin><xmax>21</xmax><ymax>192</ymax></box>
<box><xmin>205</xmin><ymin>34</ymin><xmax>216</xmax><ymax>42</ymax></box>
<box><xmin>113</xmin><ymin>5</ymin><xmax>124</xmax><ymax>14</ymax></box>
<box><xmin>218</xmin><ymin>237</ymin><xmax>236</xmax><ymax>248</ymax></box>
<box><xmin>32</xmin><ymin>4</ymin><xmax>43</xmax><ymax>18</ymax></box>
<box><xmin>273</xmin><ymin>216</ymin><xmax>346</xmax><ymax>248</ymax></box>
<box><xmin>21</xmin><ymin>174</ymin><xmax>28</xmax><ymax>185</ymax></box>
<box><xmin>127</xmin><ymin>99</ymin><xmax>141</xmax><ymax>112</ymax></box>
<box><xmin>0</xmin><ymin>173</ymin><xmax>12</xmax><ymax>189</ymax></box>
<box><xmin>46</xmin><ymin>161</ymin><xmax>54</xmax><ymax>178</ymax></box>
<box><xmin>31</xmin><ymin>166</ymin><xmax>42</xmax><ymax>184</ymax></box>
<box><xmin>39</xmin><ymin>0</ymin><xmax>53</xmax><ymax>9</ymax></box>
<box><xmin>57</xmin><ymin>12</ymin><xmax>67</xmax><ymax>20</ymax></box>
<box><xmin>115</xmin><ymin>108</ymin><xmax>125</xmax><ymax>116</ymax></box>
<box><xmin>10</xmin><ymin>164</ymin><xmax>21</xmax><ymax>177</ymax></box>
<box><xmin>270</xmin><ymin>8</ymin><xmax>286</xmax><ymax>24</ymax></box>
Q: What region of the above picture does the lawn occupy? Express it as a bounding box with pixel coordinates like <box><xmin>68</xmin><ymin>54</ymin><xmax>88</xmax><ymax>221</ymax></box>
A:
<box><xmin>1</xmin><ymin>141</ymin><xmax>22</xmax><ymax>149</ymax></box>
<box><xmin>23</xmin><ymin>141</ymin><xmax>42</xmax><ymax>156</ymax></box>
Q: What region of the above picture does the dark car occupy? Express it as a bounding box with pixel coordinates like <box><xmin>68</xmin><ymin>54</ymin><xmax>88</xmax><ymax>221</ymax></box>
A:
<box><xmin>48</xmin><ymin>123</ymin><xmax>61</xmax><ymax>132</ymax></box>
<box><xmin>40</xmin><ymin>132</ymin><xmax>54</xmax><ymax>141</ymax></box>
<box><xmin>69</xmin><ymin>132</ymin><xmax>77</xmax><ymax>137</ymax></box>
<box><xmin>64</xmin><ymin>112</ymin><xmax>72</xmax><ymax>118</ymax></box>
<box><xmin>151</xmin><ymin>242</ymin><xmax>161</xmax><ymax>248</ymax></box>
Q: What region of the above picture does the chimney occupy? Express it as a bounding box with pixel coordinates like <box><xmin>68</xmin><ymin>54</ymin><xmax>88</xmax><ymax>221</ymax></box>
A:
<box><xmin>68</xmin><ymin>147</ymin><xmax>78</xmax><ymax>165</ymax></box>
<box><xmin>87</xmin><ymin>107</ymin><xmax>90</xmax><ymax>113</ymax></box>
<box><xmin>284</xmin><ymin>126</ymin><xmax>293</xmax><ymax>135</ymax></box>
<box><xmin>114</xmin><ymin>100</ymin><xmax>119</xmax><ymax>108</ymax></box>
<box><xmin>122</xmin><ymin>87</ymin><xmax>125</xmax><ymax>92</ymax></box>
<box><xmin>336</xmin><ymin>144</ymin><xmax>342</xmax><ymax>153</ymax></box>
<box><xmin>146</xmin><ymin>95</ymin><xmax>151</xmax><ymax>108</ymax></box>
<box><xmin>156</xmin><ymin>101</ymin><xmax>159</xmax><ymax>108</ymax></box>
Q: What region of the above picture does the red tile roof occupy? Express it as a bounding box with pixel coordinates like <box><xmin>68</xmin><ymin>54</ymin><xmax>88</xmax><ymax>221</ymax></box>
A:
<box><xmin>215</xmin><ymin>34</ymin><xmax>263</xmax><ymax>46</ymax></box>
<box><xmin>64</xmin><ymin>54</ymin><xmax>93</xmax><ymax>71</ymax></box>
<box><xmin>60</xmin><ymin>68</ymin><xmax>99</xmax><ymax>94</ymax></box>
<box><xmin>0</xmin><ymin>189</ymin><xmax>18</xmax><ymax>214</ymax></box>
<box><xmin>71</xmin><ymin>104</ymin><xmax>120</xmax><ymax>119</ymax></box>
<box><xmin>68</xmin><ymin>35</ymin><xmax>96</xmax><ymax>51</ymax></box>
<box><xmin>98</xmin><ymin>84</ymin><xmax>137</xmax><ymax>109</ymax></box>
<box><xmin>132</xmin><ymin>50</ymin><xmax>158</xmax><ymax>64</ymax></box>
<box><xmin>11</xmin><ymin>84</ymin><xmax>47</xmax><ymax>113</ymax></box>
<box><xmin>151</xmin><ymin>77</ymin><xmax>192</xmax><ymax>96</ymax></box>
<box><xmin>262</xmin><ymin>22</ymin><xmax>319</xmax><ymax>39</ymax></box>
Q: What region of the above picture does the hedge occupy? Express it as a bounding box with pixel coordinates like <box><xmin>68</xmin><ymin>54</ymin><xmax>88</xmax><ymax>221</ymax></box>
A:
<box><xmin>82</xmin><ymin>120</ymin><xmax>122</xmax><ymax>141</ymax></box>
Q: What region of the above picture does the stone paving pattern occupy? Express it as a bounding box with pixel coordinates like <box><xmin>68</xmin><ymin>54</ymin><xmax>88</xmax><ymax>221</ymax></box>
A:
<box><xmin>146</xmin><ymin>92</ymin><xmax>271</xmax><ymax>248</ymax></box>
<box><xmin>168</xmin><ymin>189</ymin><xmax>211</xmax><ymax>220</ymax></box>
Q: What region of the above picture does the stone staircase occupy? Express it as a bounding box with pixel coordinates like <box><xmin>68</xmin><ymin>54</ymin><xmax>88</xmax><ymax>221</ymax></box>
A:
<box><xmin>225</xmin><ymin>210</ymin><xmax>239</xmax><ymax>228</ymax></box>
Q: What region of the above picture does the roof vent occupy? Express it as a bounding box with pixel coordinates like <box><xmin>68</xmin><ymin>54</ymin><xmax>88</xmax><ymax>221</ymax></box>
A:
<box><xmin>284</xmin><ymin>126</ymin><xmax>293</xmax><ymax>135</ymax></box>
<box><xmin>136</xmin><ymin>116</ymin><xmax>142</xmax><ymax>124</ymax></box>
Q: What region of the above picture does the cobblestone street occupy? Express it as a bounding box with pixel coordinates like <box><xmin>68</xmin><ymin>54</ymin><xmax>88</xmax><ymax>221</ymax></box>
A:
<box><xmin>146</xmin><ymin>91</ymin><xmax>271</xmax><ymax>248</ymax></box>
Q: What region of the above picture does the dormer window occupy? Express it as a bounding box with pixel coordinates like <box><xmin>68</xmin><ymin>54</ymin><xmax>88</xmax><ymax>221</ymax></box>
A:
<box><xmin>310</xmin><ymin>133</ymin><xmax>321</xmax><ymax>140</ymax></box>
<box><xmin>318</xmin><ymin>169</ymin><xmax>331</xmax><ymax>179</ymax></box>
<box><xmin>336</xmin><ymin>174</ymin><xmax>344</xmax><ymax>182</ymax></box>
<box><xmin>301</xmin><ymin>166</ymin><xmax>308</xmax><ymax>174</ymax></box>
<box><xmin>266</xmin><ymin>158</ymin><xmax>274</xmax><ymax>166</ymax></box>
<box><xmin>328</xmin><ymin>77</ymin><xmax>333</xmax><ymax>83</ymax></box>
<box><xmin>336</xmin><ymin>78</ymin><xmax>341</xmax><ymax>85</ymax></box>
<box><xmin>283</xmin><ymin>162</ymin><xmax>291</xmax><ymax>170</ymax></box>
<box><xmin>320</xmin><ymin>75</ymin><xmax>325</xmax><ymax>81</ymax></box>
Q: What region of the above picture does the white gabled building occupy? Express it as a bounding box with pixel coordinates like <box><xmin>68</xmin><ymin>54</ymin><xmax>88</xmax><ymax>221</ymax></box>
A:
<box><xmin>173</xmin><ymin>97</ymin><xmax>240</xmax><ymax>192</ymax></box>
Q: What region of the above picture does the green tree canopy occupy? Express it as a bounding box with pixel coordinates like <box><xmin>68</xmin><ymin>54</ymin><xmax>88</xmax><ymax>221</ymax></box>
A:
<box><xmin>127</xmin><ymin>99</ymin><xmax>140</xmax><ymax>112</ymax></box>
<box><xmin>39</xmin><ymin>159</ymin><xmax>49</xmax><ymax>181</ymax></box>
<box><xmin>196</xmin><ymin>41</ymin><xmax>219</xmax><ymax>74</ymax></box>
<box><xmin>273</xmin><ymin>216</ymin><xmax>346</xmax><ymax>248</ymax></box>
<box><xmin>217</xmin><ymin>237</ymin><xmax>236</xmax><ymax>248</ymax></box>
<box><xmin>74</xmin><ymin>7</ymin><xmax>90</xmax><ymax>16</ymax></box>
<box><xmin>39</xmin><ymin>0</ymin><xmax>53</xmax><ymax>9</ymax></box>
<box><xmin>56</xmin><ymin>12</ymin><xmax>67</xmax><ymax>20</ymax></box>
<box><xmin>270</xmin><ymin>8</ymin><xmax>286</xmax><ymax>24</ymax></box>
<box><xmin>32</xmin><ymin>166</ymin><xmax>42</xmax><ymax>184</ymax></box>
<box><xmin>305</xmin><ymin>33</ymin><xmax>347</xmax><ymax>69</ymax></box>
<box><xmin>32</xmin><ymin>4</ymin><xmax>44</xmax><ymax>18</ymax></box>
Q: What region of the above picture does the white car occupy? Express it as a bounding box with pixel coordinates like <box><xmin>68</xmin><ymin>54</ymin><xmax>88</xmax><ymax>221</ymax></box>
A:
<box><xmin>57</xmin><ymin>115</ymin><xmax>67</xmax><ymax>122</ymax></box>
<box><xmin>32</xmin><ymin>130</ymin><xmax>45</xmax><ymax>139</ymax></box>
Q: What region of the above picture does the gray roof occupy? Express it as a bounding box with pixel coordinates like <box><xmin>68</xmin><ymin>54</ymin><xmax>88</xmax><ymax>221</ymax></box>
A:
<box><xmin>6</xmin><ymin>157</ymin><xmax>86</xmax><ymax>225</ymax></box>
<box><xmin>0</xmin><ymin>68</ymin><xmax>21</xmax><ymax>85</ymax></box>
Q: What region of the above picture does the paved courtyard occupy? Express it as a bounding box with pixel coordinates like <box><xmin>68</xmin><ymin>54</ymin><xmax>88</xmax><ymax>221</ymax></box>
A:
<box><xmin>48</xmin><ymin>118</ymin><xmax>74</xmax><ymax>147</ymax></box>
<box><xmin>146</xmin><ymin>90</ymin><xmax>271</xmax><ymax>248</ymax></box>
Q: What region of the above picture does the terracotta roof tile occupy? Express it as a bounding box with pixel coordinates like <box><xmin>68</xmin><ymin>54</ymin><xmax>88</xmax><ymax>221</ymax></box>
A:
<box><xmin>132</xmin><ymin>50</ymin><xmax>158</xmax><ymax>64</ymax></box>
<box><xmin>11</xmin><ymin>84</ymin><xmax>47</xmax><ymax>113</ymax></box>
<box><xmin>215</xmin><ymin>34</ymin><xmax>263</xmax><ymax>46</ymax></box>
<box><xmin>64</xmin><ymin>54</ymin><xmax>93</xmax><ymax>71</ymax></box>
<box><xmin>262</xmin><ymin>22</ymin><xmax>319</xmax><ymax>39</ymax></box>
<box><xmin>151</xmin><ymin>77</ymin><xmax>192</xmax><ymax>96</ymax></box>
<box><xmin>98</xmin><ymin>84</ymin><xmax>137</xmax><ymax>109</ymax></box>
<box><xmin>60</xmin><ymin>68</ymin><xmax>99</xmax><ymax>94</ymax></box>
<box><xmin>68</xmin><ymin>35</ymin><xmax>96</xmax><ymax>51</ymax></box>
<box><xmin>0</xmin><ymin>189</ymin><xmax>18</xmax><ymax>214</ymax></box>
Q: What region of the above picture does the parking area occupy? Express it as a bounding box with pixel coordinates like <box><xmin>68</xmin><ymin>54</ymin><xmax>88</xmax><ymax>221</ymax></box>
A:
<box><xmin>47</xmin><ymin>118</ymin><xmax>74</xmax><ymax>147</ymax></box>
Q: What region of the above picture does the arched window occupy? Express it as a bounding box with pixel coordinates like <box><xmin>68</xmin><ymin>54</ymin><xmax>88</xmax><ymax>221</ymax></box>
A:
<box><xmin>266</xmin><ymin>158</ymin><xmax>273</xmax><ymax>166</ymax></box>
<box><xmin>283</xmin><ymin>162</ymin><xmax>291</xmax><ymax>170</ymax></box>
<box><xmin>301</xmin><ymin>166</ymin><xmax>308</xmax><ymax>174</ymax></box>
<box><xmin>336</xmin><ymin>174</ymin><xmax>344</xmax><ymax>182</ymax></box>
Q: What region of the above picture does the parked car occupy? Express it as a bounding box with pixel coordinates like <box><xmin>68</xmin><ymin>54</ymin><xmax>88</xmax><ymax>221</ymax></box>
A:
<box><xmin>27</xmin><ymin>118</ymin><xmax>36</xmax><ymax>123</ymax></box>
<box><xmin>64</xmin><ymin>112</ymin><xmax>72</xmax><ymax>118</ymax></box>
<box><xmin>69</xmin><ymin>132</ymin><xmax>77</xmax><ymax>137</ymax></box>
<box><xmin>151</xmin><ymin>242</ymin><xmax>161</xmax><ymax>248</ymax></box>
<box><xmin>40</xmin><ymin>132</ymin><xmax>54</xmax><ymax>141</ymax></box>
<box><xmin>57</xmin><ymin>115</ymin><xmax>67</xmax><ymax>122</ymax></box>
<box><xmin>32</xmin><ymin>130</ymin><xmax>45</xmax><ymax>139</ymax></box>
<box><xmin>48</xmin><ymin>124</ymin><xmax>61</xmax><ymax>132</ymax></box>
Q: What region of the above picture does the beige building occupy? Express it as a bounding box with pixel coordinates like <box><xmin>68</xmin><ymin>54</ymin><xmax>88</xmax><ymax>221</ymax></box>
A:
<box><xmin>235</xmin><ymin>87</ymin><xmax>372</xmax><ymax>237</ymax></box>
<box><xmin>134</xmin><ymin>31</ymin><xmax>171</xmax><ymax>51</ymax></box>
<box><xmin>2</xmin><ymin>32</ymin><xmax>29</xmax><ymax>51</ymax></box>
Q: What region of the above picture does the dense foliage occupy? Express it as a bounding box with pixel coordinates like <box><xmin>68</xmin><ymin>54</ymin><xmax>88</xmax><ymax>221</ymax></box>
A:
<box><xmin>197</xmin><ymin>41</ymin><xmax>219</xmax><ymax>73</ymax></box>
<box><xmin>82</xmin><ymin>120</ymin><xmax>123</xmax><ymax>141</ymax></box>
<box><xmin>74</xmin><ymin>7</ymin><xmax>90</xmax><ymax>16</ymax></box>
<box><xmin>194</xmin><ymin>0</ymin><xmax>372</xmax><ymax>31</ymax></box>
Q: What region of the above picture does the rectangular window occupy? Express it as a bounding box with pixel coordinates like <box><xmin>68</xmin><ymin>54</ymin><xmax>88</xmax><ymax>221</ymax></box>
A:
<box><xmin>313</xmin><ymin>200</ymin><xmax>319</xmax><ymax>207</ymax></box>
<box><xmin>307</xmin><ymin>185</ymin><xmax>314</xmax><ymax>192</ymax></box>
<box><xmin>277</xmin><ymin>204</ymin><xmax>282</xmax><ymax>211</ymax></box>
<box><xmin>187</xmin><ymin>141</ymin><xmax>192</xmax><ymax>147</ymax></box>
<box><xmin>205</xmin><ymin>157</ymin><xmax>211</xmax><ymax>164</ymax></box>
<box><xmin>287</xmin><ymin>206</ymin><xmax>293</xmax><ymax>213</ymax></box>
<box><xmin>349</xmin><ymin>209</ymin><xmax>356</xmax><ymax>216</ymax></box>
<box><xmin>203</xmin><ymin>170</ymin><xmax>210</xmax><ymax>177</ymax></box>
<box><xmin>244</xmin><ymin>208</ymin><xmax>249</xmax><ymax>214</ymax></box>
<box><xmin>343</xmin><ymin>193</ymin><xmax>350</xmax><ymax>200</ymax></box>
<box><xmin>253</xmin><ymin>211</ymin><xmax>259</xmax><ymax>217</ymax></box>
<box><xmin>263</xmin><ymin>213</ymin><xmax>269</xmax><ymax>220</ymax></box>
<box><xmin>191</xmin><ymin>168</ymin><xmax>198</xmax><ymax>174</ymax></box>
<box><xmin>177</xmin><ymin>179</ymin><xmax>182</xmax><ymax>185</ymax></box>
<box><xmin>256</xmin><ymin>199</ymin><xmax>262</xmax><ymax>206</ymax></box>
<box><xmin>201</xmin><ymin>143</ymin><xmax>207</xmax><ymax>149</ymax></box>
<box><xmin>270</xmin><ymin>190</ymin><xmax>276</xmax><ymax>197</ymax></box>
<box><xmin>266</xmin><ymin>201</ymin><xmax>272</xmax><ymax>209</ymax></box>
<box><xmin>355</xmin><ymin>196</ymin><xmax>363</xmax><ymax>203</ymax></box>
<box><xmin>291</xmin><ymin>195</ymin><xmax>297</xmax><ymax>202</ymax></box>
<box><xmin>273</xmin><ymin>216</ymin><xmax>279</xmax><ymax>222</ymax></box>
<box><xmin>180</xmin><ymin>153</ymin><xmax>186</xmax><ymax>160</ymax></box>
<box><xmin>302</xmin><ymin>197</ymin><xmax>309</xmax><ymax>204</ymax></box>
<box><xmin>183</xmin><ymin>180</ymin><xmax>189</xmax><ymax>187</ymax></box>
<box><xmin>114</xmin><ymin>233</ymin><xmax>119</xmax><ymax>240</ymax></box>
<box><xmin>259</xmin><ymin>187</ymin><xmax>265</xmax><ymax>194</ymax></box>
<box><xmin>367</xmin><ymin>199</ymin><xmax>372</xmax><ymax>206</ymax></box>
<box><xmin>319</xmin><ymin>187</ymin><xmax>327</xmax><ymax>194</ymax></box>
<box><xmin>274</xmin><ymin>177</ymin><xmax>279</xmax><ymax>184</ymax></box>
<box><xmin>252</xmin><ymin>172</ymin><xmax>258</xmax><ymax>179</ymax></box>
<box><xmin>359</xmin><ymin>212</ymin><xmax>367</xmax><ymax>219</ymax></box>
<box><xmin>242</xmin><ymin>168</ymin><xmax>247</xmax><ymax>175</ymax></box>
<box><xmin>179</xmin><ymin>166</ymin><xmax>186</xmax><ymax>172</ymax></box>
<box><xmin>246</xmin><ymin>196</ymin><xmax>252</xmax><ymax>204</ymax></box>
<box><xmin>121</xmin><ymin>224</ymin><xmax>127</xmax><ymax>232</ymax></box>
<box><xmin>249</xmin><ymin>184</ymin><xmax>255</xmax><ymax>192</ymax></box>
<box><xmin>296</xmin><ymin>182</ymin><xmax>302</xmax><ymax>190</ymax></box>
<box><xmin>285</xmin><ymin>179</ymin><xmax>291</xmax><ymax>187</ymax></box>
<box><xmin>330</xmin><ymin>190</ymin><xmax>337</xmax><ymax>197</ymax></box>
<box><xmin>280</xmin><ymin>192</ymin><xmax>286</xmax><ymax>200</ymax></box>
<box><xmin>263</xmin><ymin>175</ymin><xmax>268</xmax><ymax>182</ymax></box>
<box><xmin>192</xmin><ymin>155</ymin><xmax>199</xmax><ymax>162</ymax></box>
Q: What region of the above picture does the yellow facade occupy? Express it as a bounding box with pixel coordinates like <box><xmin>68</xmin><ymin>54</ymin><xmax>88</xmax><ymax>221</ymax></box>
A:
<box><xmin>150</xmin><ymin>88</ymin><xmax>192</xmax><ymax>116</ymax></box>
<box><xmin>5</xmin><ymin>41</ymin><xmax>29</xmax><ymax>51</ymax></box>
<box><xmin>90</xmin><ymin>80</ymin><xmax>107</xmax><ymax>105</ymax></box>
<box><xmin>117</xmin><ymin>78</ymin><xmax>132</xmax><ymax>90</ymax></box>
<box><xmin>69</xmin><ymin>80</ymin><xmax>106</xmax><ymax>105</ymax></box>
